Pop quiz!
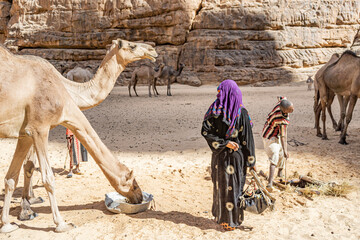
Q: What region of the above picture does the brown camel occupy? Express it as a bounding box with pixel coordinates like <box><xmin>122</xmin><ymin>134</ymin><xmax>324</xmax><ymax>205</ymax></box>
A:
<box><xmin>66</xmin><ymin>66</ymin><xmax>94</xmax><ymax>83</ymax></box>
<box><xmin>128</xmin><ymin>63</ymin><xmax>165</xmax><ymax>97</ymax></box>
<box><xmin>317</xmin><ymin>50</ymin><xmax>359</xmax><ymax>144</ymax></box>
<box><xmin>155</xmin><ymin>63</ymin><xmax>185</xmax><ymax>96</ymax></box>
<box><xmin>0</xmin><ymin>39</ymin><xmax>157</xmax><ymax>233</ymax></box>
<box><xmin>313</xmin><ymin>53</ymin><xmax>340</xmax><ymax>138</ymax></box>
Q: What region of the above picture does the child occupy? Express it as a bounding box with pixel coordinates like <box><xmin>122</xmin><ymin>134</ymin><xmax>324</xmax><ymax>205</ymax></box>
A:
<box><xmin>262</xmin><ymin>97</ymin><xmax>294</xmax><ymax>192</ymax></box>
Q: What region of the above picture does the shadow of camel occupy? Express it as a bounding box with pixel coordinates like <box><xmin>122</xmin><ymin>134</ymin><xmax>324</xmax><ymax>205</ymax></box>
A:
<box><xmin>17</xmin><ymin>223</ymin><xmax>54</xmax><ymax>232</ymax></box>
<box><xmin>3</xmin><ymin>201</ymin><xmax>111</xmax><ymax>232</ymax></box>
<box><xmin>15</xmin><ymin>200</ymin><xmax>111</xmax><ymax>215</ymax></box>
<box><xmin>130</xmin><ymin>210</ymin><xmax>220</xmax><ymax>231</ymax></box>
<box><xmin>6</xmin><ymin>201</ymin><xmax>252</xmax><ymax>233</ymax></box>
<box><xmin>128</xmin><ymin>210</ymin><xmax>252</xmax><ymax>232</ymax></box>
<box><xmin>0</xmin><ymin>184</ymin><xmax>43</xmax><ymax>201</ymax></box>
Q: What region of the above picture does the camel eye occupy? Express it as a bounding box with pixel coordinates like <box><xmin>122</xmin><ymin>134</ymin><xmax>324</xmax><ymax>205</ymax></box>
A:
<box><xmin>130</xmin><ymin>45</ymin><xmax>136</xmax><ymax>50</ymax></box>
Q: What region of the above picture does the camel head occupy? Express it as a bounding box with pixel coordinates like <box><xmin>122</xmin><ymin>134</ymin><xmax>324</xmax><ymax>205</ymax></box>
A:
<box><xmin>109</xmin><ymin>161</ymin><xmax>143</xmax><ymax>204</ymax></box>
<box><xmin>154</xmin><ymin>62</ymin><xmax>165</xmax><ymax>72</ymax></box>
<box><xmin>110</xmin><ymin>39</ymin><xmax>158</xmax><ymax>65</ymax></box>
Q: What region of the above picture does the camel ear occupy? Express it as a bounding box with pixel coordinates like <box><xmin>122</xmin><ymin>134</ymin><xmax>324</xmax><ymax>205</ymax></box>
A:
<box><xmin>126</xmin><ymin>170</ymin><xmax>134</xmax><ymax>181</ymax></box>
<box><xmin>112</xmin><ymin>39</ymin><xmax>122</xmax><ymax>50</ymax></box>
<box><xmin>117</xmin><ymin>39</ymin><xmax>123</xmax><ymax>49</ymax></box>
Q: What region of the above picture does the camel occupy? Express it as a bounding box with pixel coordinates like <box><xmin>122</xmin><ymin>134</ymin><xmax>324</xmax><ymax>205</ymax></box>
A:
<box><xmin>317</xmin><ymin>50</ymin><xmax>359</xmax><ymax>144</ymax></box>
<box><xmin>128</xmin><ymin>63</ymin><xmax>165</xmax><ymax>97</ymax></box>
<box><xmin>313</xmin><ymin>53</ymin><xmax>340</xmax><ymax>138</ymax></box>
<box><xmin>0</xmin><ymin>39</ymin><xmax>157</xmax><ymax>233</ymax></box>
<box><xmin>66</xmin><ymin>66</ymin><xmax>94</xmax><ymax>83</ymax></box>
<box><xmin>155</xmin><ymin>63</ymin><xmax>185</xmax><ymax>96</ymax></box>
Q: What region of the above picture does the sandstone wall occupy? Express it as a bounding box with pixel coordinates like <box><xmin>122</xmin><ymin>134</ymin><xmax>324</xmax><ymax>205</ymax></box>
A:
<box><xmin>1</xmin><ymin>0</ymin><xmax>360</xmax><ymax>86</ymax></box>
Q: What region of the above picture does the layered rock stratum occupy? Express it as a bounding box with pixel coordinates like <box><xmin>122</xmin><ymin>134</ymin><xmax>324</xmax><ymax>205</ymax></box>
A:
<box><xmin>1</xmin><ymin>0</ymin><xmax>359</xmax><ymax>86</ymax></box>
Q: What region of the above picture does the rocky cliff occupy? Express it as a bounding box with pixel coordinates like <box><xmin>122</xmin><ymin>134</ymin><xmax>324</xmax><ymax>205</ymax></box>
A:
<box><xmin>1</xmin><ymin>0</ymin><xmax>359</xmax><ymax>86</ymax></box>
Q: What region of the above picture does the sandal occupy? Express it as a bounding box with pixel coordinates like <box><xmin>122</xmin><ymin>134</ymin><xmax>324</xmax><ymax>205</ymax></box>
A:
<box><xmin>73</xmin><ymin>169</ymin><xmax>83</xmax><ymax>175</ymax></box>
<box><xmin>220</xmin><ymin>223</ymin><xmax>236</xmax><ymax>231</ymax></box>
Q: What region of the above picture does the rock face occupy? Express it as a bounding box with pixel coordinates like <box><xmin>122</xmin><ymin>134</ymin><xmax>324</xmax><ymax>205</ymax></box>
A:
<box><xmin>1</xmin><ymin>0</ymin><xmax>360</xmax><ymax>85</ymax></box>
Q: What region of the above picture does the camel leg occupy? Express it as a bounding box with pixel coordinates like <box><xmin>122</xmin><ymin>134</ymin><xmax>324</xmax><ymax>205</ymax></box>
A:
<box><xmin>0</xmin><ymin>137</ymin><xmax>33</xmax><ymax>233</ymax></box>
<box><xmin>313</xmin><ymin>88</ymin><xmax>323</xmax><ymax>136</ymax></box>
<box><xmin>151</xmin><ymin>79</ymin><xmax>157</xmax><ymax>97</ymax></box>
<box><xmin>326</xmin><ymin>92</ymin><xmax>337</xmax><ymax>130</ymax></box>
<box><xmin>313</xmin><ymin>89</ymin><xmax>319</xmax><ymax>129</ymax></box>
<box><xmin>23</xmin><ymin>147</ymin><xmax>45</xmax><ymax>204</ymax></box>
<box><xmin>336</xmin><ymin>95</ymin><xmax>350</xmax><ymax>132</ymax></box>
<box><xmin>31</xmin><ymin>128</ymin><xmax>75</xmax><ymax>232</ymax></box>
<box><xmin>167</xmin><ymin>78</ymin><xmax>172</xmax><ymax>96</ymax></box>
<box><xmin>19</xmin><ymin>147</ymin><xmax>45</xmax><ymax>221</ymax></box>
<box><xmin>339</xmin><ymin>95</ymin><xmax>357</xmax><ymax>145</ymax></box>
<box><xmin>148</xmin><ymin>83</ymin><xmax>152</xmax><ymax>97</ymax></box>
<box><xmin>152</xmin><ymin>85</ymin><xmax>157</xmax><ymax>97</ymax></box>
<box><xmin>128</xmin><ymin>81</ymin><xmax>132</xmax><ymax>97</ymax></box>
<box><xmin>336</xmin><ymin>95</ymin><xmax>345</xmax><ymax>131</ymax></box>
<box><xmin>315</xmin><ymin>103</ymin><xmax>322</xmax><ymax>137</ymax></box>
<box><xmin>154</xmin><ymin>77</ymin><xmax>160</xmax><ymax>95</ymax></box>
<box><xmin>320</xmin><ymin>93</ymin><xmax>328</xmax><ymax>140</ymax></box>
<box><xmin>133</xmin><ymin>80</ymin><xmax>139</xmax><ymax>97</ymax></box>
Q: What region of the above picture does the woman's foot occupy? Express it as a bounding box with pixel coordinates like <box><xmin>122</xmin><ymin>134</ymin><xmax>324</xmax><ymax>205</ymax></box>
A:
<box><xmin>277</xmin><ymin>168</ymin><xmax>284</xmax><ymax>178</ymax></box>
<box><xmin>220</xmin><ymin>223</ymin><xmax>236</xmax><ymax>231</ymax></box>
<box><xmin>66</xmin><ymin>171</ymin><xmax>73</xmax><ymax>178</ymax></box>
<box><xmin>73</xmin><ymin>167</ymin><xmax>83</xmax><ymax>175</ymax></box>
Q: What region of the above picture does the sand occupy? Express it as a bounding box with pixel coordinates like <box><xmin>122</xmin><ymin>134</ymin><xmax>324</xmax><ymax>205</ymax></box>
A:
<box><xmin>0</xmin><ymin>84</ymin><xmax>359</xmax><ymax>240</ymax></box>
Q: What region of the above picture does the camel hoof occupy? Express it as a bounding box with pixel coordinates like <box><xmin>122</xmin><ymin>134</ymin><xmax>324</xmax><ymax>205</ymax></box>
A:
<box><xmin>55</xmin><ymin>222</ymin><xmax>76</xmax><ymax>233</ymax></box>
<box><xmin>29</xmin><ymin>197</ymin><xmax>44</xmax><ymax>205</ymax></box>
<box><xmin>0</xmin><ymin>223</ymin><xmax>19</xmax><ymax>233</ymax></box>
<box><xmin>316</xmin><ymin>133</ymin><xmax>322</xmax><ymax>137</ymax></box>
<box><xmin>339</xmin><ymin>139</ymin><xmax>348</xmax><ymax>145</ymax></box>
<box><xmin>321</xmin><ymin>136</ymin><xmax>329</xmax><ymax>140</ymax></box>
<box><xmin>18</xmin><ymin>212</ymin><xmax>38</xmax><ymax>221</ymax></box>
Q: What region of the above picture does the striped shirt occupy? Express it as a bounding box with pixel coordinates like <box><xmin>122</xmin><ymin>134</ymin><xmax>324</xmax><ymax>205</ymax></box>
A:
<box><xmin>262</xmin><ymin>101</ymin><xmax>290</xmax><ymax>139</ymax></box>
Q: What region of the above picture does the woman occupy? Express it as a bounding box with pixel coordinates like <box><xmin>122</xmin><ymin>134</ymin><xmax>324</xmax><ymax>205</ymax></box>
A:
<box><xmin>201</xmin><ymin>79</ymin><xmax>256</xmax><ymax>231</ymax></box>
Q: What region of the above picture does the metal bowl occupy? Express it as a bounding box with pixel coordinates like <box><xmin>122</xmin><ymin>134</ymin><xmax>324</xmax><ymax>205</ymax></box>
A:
<box><xmin>105</xmin><ymin>191</ymin><xmax>153</xmax><ymax>214</ymax></box>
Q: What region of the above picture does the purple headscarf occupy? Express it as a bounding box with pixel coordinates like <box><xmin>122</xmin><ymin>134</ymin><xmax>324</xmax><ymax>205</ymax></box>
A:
<box><xmin>204</xmin><ymin>79</ymin><xmax>252</xmax><ymax>138</ymax></box>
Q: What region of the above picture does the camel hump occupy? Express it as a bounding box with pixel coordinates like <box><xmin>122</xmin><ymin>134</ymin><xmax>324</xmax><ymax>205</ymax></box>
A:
<box><xmin>342</xmin><ymin>50</ymin><xmax>358</xmax><ymax>58</ymax></box>
<box><xmin>324</xmin><ymin>50</ymin><xmax>358</xmax><ymax>71</ymax></box>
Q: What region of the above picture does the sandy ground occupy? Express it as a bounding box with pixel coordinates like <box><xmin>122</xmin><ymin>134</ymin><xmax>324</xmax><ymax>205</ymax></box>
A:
<box><xmin>0</xmin><ymin>84</ymin><xmax>359</xmax><ymax>240</ymax></box>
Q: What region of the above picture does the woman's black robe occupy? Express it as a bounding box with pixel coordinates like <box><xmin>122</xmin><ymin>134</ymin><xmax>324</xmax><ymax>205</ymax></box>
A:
<box><xmin>201</xmin><ymin>108</ymin><xmax>256</xmax><ymax>227</ymax></box>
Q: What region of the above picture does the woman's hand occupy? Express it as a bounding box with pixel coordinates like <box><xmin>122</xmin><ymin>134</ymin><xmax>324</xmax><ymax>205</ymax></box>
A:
<box><xmin>249</xmin><ymin>165</ymin><xmax>257</xmax><ymax>172</ymax></box>
<box><xmin>226</xmin><ymin>141</ymin><xmax>239</xmax><ymax>151</ymax></box>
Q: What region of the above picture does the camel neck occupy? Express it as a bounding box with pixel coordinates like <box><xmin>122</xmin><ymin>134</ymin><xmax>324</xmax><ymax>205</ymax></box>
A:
<box><xmin>63</xmin><ymin>51</ymin><xmax>125</xmax><ymax>110</ymax></box>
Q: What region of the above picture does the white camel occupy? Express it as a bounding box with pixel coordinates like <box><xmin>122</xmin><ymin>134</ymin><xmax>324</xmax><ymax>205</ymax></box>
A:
<box><xmin>0</xmin><ymin>39</ymin><xmax>157</xmax><ymax>233</ymax></box>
